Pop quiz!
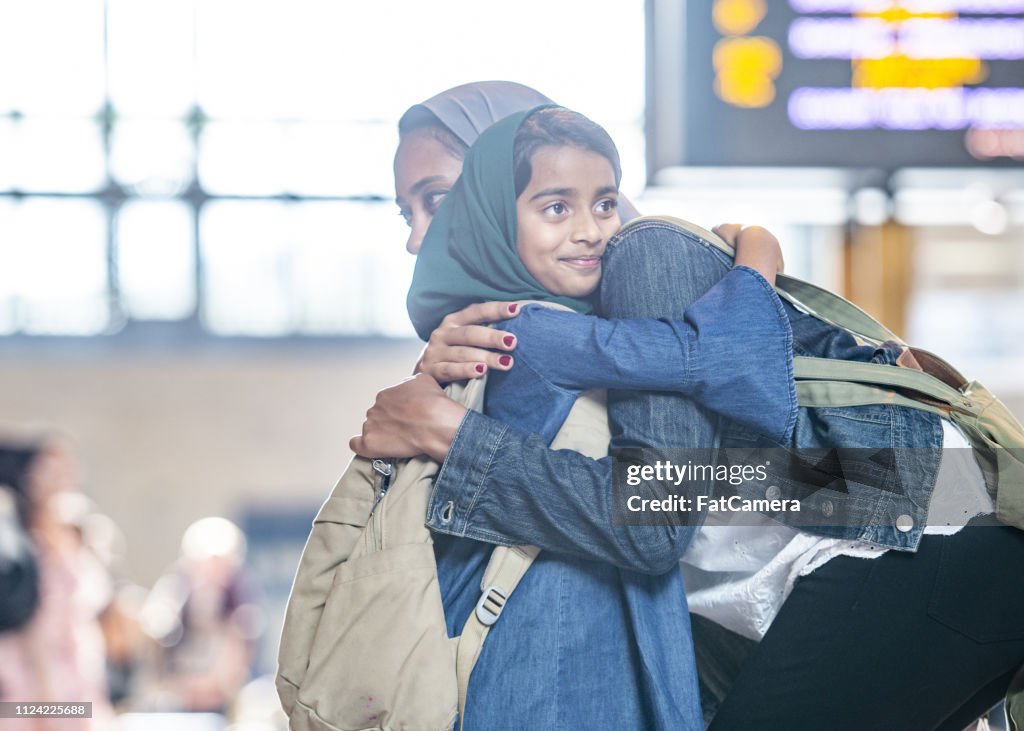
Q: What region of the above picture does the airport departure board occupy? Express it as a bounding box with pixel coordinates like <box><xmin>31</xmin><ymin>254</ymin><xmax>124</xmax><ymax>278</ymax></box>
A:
<box><xmin>677</xmin><ymin>0</ymin><xmax>1024</xmax><ymax>168</ymax></box>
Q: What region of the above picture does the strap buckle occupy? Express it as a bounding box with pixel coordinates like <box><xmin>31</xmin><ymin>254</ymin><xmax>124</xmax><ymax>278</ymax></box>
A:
<box><xmin>474</xmin><ymin>585</ymin><xmax>508</xmax><ymax>627</ymax></box>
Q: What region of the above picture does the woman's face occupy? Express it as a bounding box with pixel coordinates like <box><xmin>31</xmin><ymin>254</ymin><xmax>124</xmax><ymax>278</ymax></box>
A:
<box><xmin>516</xmin><ymin>145</ymin><xmax>620</xmax><ymax>298</ymax></box>
<box><xmin>393</xmin><ymin>129</ymin><xmax>464</xmax><ymax>255</ymax></box>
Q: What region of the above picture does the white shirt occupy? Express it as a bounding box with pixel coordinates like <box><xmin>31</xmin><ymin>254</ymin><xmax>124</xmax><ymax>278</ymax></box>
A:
<box><xmin>679</xmin><ymin>421</ymin><xmax>992</xmax><ymax>641</ymax></box>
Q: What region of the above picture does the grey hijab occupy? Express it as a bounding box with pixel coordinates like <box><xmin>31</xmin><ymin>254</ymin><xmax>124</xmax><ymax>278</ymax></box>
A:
<box><xmin>398</xmin><ymin>81</ymin><xmax>640</xmax><ymax>220</ymax></box>
<box><xmin>399</xmin><ymin>81</ymin><xmax>554</xmax><ymax>147</ymax></box>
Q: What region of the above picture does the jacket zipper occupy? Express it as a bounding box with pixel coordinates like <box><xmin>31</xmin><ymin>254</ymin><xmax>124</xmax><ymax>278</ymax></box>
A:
<box><xmin>368</xmin><ymin>459</ymin><xmax>393</xmax><ymax>551</ymax></box>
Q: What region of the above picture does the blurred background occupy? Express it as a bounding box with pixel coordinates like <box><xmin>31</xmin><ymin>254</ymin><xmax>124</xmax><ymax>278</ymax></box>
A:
<box><xmin>0</xmin><ymin>0</ymin><xmax>1020</xmax><ymax>728</ymax></box>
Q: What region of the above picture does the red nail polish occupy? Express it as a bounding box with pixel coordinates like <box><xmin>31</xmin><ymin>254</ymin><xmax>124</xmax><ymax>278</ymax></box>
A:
<box><xmin>499</xmin><ymin>355</ymin><xmax>512</xmax><ymax>367</ymax></box>
<box><xmin>503</xmin><ymin>335</ymin><xmax>515</xmax><ymax>347</ymax></box>
<box><xmin>508</xmin><ymin>303</ymin><xmax>518</xmax><ymax>314</ymax></box>
<box><xmin>475</xmin><ymin>364</ymin><xmax>486</xmax><ymax>374</ymax></box>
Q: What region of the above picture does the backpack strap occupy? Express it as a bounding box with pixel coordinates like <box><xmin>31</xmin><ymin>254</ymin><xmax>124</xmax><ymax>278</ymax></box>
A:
<box><xmin>795</xmin><ymin>378</ymin><xmax>949</xmax><ymax>416</ymax></box>
<box><xmin>775</xmin><ymin>274</ymin><xmax>903</xmax><ymax>346</ymax></box>
<box><xmin>793</xmin><ymin>356</ymin><xmax>978</xmax><ymax>414</ymax></box>
<box><xmin>456</xmin><ymin>543</ymin><xmax>540</xmax><ymax>730</ymax></box>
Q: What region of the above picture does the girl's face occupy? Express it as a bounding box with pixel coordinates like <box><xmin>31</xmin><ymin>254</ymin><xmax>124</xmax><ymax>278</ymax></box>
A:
<box><xmin>394</xmin><ymin>129</ymin><xmax>464</xmax><ymax>255</ymax></box>
<box><xmin>515</xmin><ymin>145</ymin><xmax>620</xmax><ymax>298</ymax></box>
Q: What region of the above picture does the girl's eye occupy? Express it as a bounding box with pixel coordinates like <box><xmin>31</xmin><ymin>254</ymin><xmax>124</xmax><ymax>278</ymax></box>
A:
<box><xmin>596</xmin><ymin>198</ymin><xmax>618</xmax><ymax>214</ymax></box>
<box><xmin>545</xmin><ymin>202</ymin><xmax>567</xmax><ymax>216</ymax></box>
<box><xmin>398</xmin><ymin>209</ymin><xmax>412</xmax><ymax>227</ymax></box>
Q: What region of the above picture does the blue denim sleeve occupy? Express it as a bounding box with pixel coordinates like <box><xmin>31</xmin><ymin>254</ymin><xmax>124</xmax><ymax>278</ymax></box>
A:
<box><xmin>425</xmin><ymin>410</ymin><xmax>695</xmax><ymax>575</ymax></box>
<box><xmin>501</xmin><ymin>266</ymin><xmax>796</xmax><ymax>443</ymax></box>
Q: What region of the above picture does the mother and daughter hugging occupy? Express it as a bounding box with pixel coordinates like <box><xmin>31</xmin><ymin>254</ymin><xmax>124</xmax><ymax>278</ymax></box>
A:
<box><xmin>342</xmin><ymin>82</ymin><xmax>1024</xmax><ymax>730</ymax></box>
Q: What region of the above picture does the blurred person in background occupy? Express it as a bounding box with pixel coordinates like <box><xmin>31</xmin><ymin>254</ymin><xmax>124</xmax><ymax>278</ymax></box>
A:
<box><xmin>0</xmin><ymin>437</ymin><xmax>114</xmax><ymax>730</ymax></box>
<box><xmin>139</xmin><ymin>517</ymin><xmax>263</xmax><ymax>715</ymax></box>
<box><xmin>53</xmin><ymin>491</ymin><xmax>145</xmax><ymax>711</ymax></box>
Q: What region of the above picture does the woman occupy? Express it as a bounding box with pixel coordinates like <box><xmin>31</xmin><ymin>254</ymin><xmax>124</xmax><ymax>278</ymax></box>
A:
<box><xmin>361</xmin><ymin>83</ymin><xmax>1024</xmax><ymax>729</ymax></box>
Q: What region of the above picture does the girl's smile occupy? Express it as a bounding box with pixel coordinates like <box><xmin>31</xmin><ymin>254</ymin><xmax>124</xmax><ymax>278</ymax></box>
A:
<box><xmin>560</xmin><ymin>254</ymin><xmax>603</xmax><ymax>270</ymax></box>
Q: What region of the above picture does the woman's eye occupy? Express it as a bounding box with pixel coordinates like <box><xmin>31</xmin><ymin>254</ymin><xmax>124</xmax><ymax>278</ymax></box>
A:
<box><xmin>425</xmin><ymin>191</ymin><xmax>448</xmax><ymax>213</ymax></box>
<box><xmin>398</xmin><ymin>209</ymin><xmax>411</xmax><ymax>227</ymax></box>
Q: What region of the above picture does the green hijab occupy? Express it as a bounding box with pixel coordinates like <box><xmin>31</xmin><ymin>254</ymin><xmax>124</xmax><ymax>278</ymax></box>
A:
<box><xmin>406</xmin><ymin>105</ymin><xmax>595</xmax><ymax>341</ymax></box>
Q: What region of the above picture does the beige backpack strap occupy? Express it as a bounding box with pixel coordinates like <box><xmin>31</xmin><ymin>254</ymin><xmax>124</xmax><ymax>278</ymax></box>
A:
<box><xmin>455</xmin><ymin>543</ymin><xmax>540</xmax><ymax>729</ymax></box>
<box><xmin>792</xmin><ymin>356</ymin><xmax>978</xmax><ymax>413</ymax></box>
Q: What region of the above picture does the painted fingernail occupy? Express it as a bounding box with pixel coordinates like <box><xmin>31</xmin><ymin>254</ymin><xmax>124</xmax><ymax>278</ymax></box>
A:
<box><xmin>499</xmin><ymin>355</ymin><xmax>512</xmax><ymax>367</ymax></box>
<box><xmin>475</xmin><ymin>364</ymin><xmax>486</xmax><ymax>374</ymax></box>
<box><xmin>508</xmin><ymin>303</ymin><xmax>518</xmax><ymax>314</ymax></box>
<box><xmin>503</xmin><ymin>335</ymin><xmax>515</xmax><ymax>348</ymax></box>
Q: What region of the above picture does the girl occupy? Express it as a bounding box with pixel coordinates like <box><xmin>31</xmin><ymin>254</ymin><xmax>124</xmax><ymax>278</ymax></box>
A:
<box><xmin>405</xmin><ymin>105</ymin><xmax>792</xmax><ymax>729</ymax></box>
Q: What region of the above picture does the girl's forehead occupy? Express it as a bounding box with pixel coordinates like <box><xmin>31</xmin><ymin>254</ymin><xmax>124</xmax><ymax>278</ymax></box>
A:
<box><xmin>525</xmin><ymin>146</ymin><xmax>618</xmax><ymax>188</ymax></box>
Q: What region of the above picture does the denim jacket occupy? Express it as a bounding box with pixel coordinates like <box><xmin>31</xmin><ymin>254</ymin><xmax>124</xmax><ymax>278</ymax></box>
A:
<box><xmin>427</xmin><ymin>291</ymin><xmax>944</xmax><ymax>576</ymax></box>
<box><xmin>429</xmin><ymin>264</ymin><xmax>794</xmax><ymax>729</ymax></box>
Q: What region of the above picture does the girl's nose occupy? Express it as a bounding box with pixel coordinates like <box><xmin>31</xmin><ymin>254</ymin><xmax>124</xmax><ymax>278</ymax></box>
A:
<box><xmin>572</xmin><ymin>213</ymin><xmax>603</xmax><ymax>247</ymax></box>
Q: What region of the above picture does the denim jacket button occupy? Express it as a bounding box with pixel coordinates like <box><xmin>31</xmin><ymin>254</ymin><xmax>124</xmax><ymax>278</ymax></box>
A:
<box><xmin>820</xmin><ymin>499</ymin><xmax>834</xmax><ymax>517</ymax></box>
<box><xmin>896</xmin><ymin>514</ymin><xmax>914</xmax><ymax>532</ymax></box>
<box><xmin>765</xmin><ymin>485</ymin><xmax>782</xmax><ymax>501</ymax></box>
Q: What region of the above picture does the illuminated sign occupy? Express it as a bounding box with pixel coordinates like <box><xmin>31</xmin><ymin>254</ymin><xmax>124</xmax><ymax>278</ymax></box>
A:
<box><xmin>671</xmin><ymin>0</ymin><xmax>1024</xmax><ymax>168</ymax></box>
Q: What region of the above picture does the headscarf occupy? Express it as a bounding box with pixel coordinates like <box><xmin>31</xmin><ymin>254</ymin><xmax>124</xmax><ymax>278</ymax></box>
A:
<box><xmin>407</xmin><ymin>105</ymin><xmax>604</xmax><ymax>341</ymax></box>
<box><xmin>397</xmin><ymin>80</ymin><xmax>640</xmax><ymax>215</ymax></box>
<box><xmin>398</xmin><ymin>81</ymin><xmax>555</xmax><ymax>148</ymax></box>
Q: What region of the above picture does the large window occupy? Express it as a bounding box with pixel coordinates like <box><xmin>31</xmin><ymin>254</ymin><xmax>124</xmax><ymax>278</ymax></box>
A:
<box><xmin>0</xmin><ymin>0</ymin><xmax>645</xmax><ymax>337</ymax></box>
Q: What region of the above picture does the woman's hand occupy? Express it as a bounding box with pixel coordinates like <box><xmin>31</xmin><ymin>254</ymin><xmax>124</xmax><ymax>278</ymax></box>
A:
<box><xmin>713</xmin><ymin>223</ymin><xmax>785</xmax><ymax>286</ymax></box>
<box><xmin>349</xmin><ymin>374</ymin><xmax>468</xmax><ymax>462</ymax></box>
<box><xmin>415</xmin><ymin>301</ymin><xmax>521</xmax><ymax>382</ymax></box>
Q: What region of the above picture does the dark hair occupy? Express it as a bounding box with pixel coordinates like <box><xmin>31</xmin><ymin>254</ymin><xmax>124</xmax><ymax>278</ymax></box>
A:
<box><xmin>512</xmin><ymin>107</ymin><xmax>621</xmax><ymax>198</ymax></box>
<box><xmin>397</xmin><ymin>105</ymin><xmax>470</xmax><ymax>161</ymax></box>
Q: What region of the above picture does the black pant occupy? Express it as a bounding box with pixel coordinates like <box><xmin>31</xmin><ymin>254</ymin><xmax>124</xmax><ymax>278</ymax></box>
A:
<box><xmin>700</xmin><ymin>523</ymin><xmax>1024</xmax><ymax>731</ymax></box>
